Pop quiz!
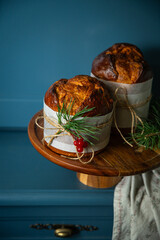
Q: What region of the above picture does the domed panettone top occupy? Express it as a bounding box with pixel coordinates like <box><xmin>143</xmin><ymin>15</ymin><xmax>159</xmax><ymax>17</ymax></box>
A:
<box><xmin>44</xmin><ymin>75</ymin><xmax>113</xmax><ymax>117</ymax></box>
<box><xmin>91</xmin><ymin>43</ymin><xmax>153</xmax><ymax>84</ymax></box>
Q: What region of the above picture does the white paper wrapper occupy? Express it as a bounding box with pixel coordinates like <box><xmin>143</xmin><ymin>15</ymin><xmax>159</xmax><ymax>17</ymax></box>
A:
<box><xmin>91</xmin><ymin>73</ymin><xmax>153</xmax><ymax>128</ymax></box>
<box><xmin>43</xmin><ymin>102</ymin><xmax>113</xmax><ymax>155</ymax></box>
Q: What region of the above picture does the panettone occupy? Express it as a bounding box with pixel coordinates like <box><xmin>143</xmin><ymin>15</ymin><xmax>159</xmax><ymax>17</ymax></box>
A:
<box><xmin>91</xmin><ymin>43</ymin><xmax>153</xmax><ymax>132</ymax></box>
<box><xmin>44</xmin><ymin>75</ymin><xmax>113</xmax><ymax>116</ymax></box>
<box><xmin>43</xmin><ymin>75</ymin><xmax>113</xmax><ymax>157</ymax></box>
<box><xmin>91</xmin><ymin>43</ymin><xmax>153</xmax><ymax>84</ymax></box>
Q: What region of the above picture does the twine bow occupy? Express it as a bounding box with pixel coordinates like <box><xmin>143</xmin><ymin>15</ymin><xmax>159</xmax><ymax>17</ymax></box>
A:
<box><xmin>35</xmin><ymin>113</ymin><xmax>70</xmax><ymax>145</ymax></box>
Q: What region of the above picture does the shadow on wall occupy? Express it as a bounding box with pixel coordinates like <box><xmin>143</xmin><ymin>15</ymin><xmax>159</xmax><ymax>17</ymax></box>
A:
<box><xmin>143</xmin><ymin>48</ymin><xmax>160</xmax><ymax>97</ymax></box>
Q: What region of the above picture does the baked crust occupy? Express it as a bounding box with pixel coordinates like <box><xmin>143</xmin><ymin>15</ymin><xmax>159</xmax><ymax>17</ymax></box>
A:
<box><xmin>91</xmin><ymin>43</ymin><xmax>153</xmax><ymax>84</ymax></box>
<box><xmin>44</xmin><ymin>75</ymin><xmax>113</xmax><ymax>116</ymax></box>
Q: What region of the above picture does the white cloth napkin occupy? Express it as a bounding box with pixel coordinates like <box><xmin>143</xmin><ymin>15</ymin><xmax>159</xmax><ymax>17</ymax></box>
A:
<box><xmin>112</xmin><ymin>167</ymin><xmax>160</xmax><ymax>240</ymax></box>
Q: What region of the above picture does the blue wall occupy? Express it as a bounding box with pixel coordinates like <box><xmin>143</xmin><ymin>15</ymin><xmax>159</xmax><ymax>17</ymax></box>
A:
<box><xmin>0</xmin><ymin>0</ymin><xmax>160</xmax><ymax>127</ymax></box>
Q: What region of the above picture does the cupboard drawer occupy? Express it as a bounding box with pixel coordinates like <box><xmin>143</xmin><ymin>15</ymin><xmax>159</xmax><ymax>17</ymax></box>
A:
<box><xmin>0</xmin><ymin>217</ymin><xmax>113</xmax><ymax>239</ymax></box>
<box><xmin>0</xmin><ymin>204</ymin><xmax>113</xmax><ymax>239</ymax></box>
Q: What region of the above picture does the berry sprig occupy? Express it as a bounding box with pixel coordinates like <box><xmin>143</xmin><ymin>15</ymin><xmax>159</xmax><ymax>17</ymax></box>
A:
<box><xmin>57</xmin><ymin>100</ymin><xmax>99</xmax><ymax>147</ymax></box>
<box><xmin>73</xmin><ymin>137</ymin><xmax>88</xmax><ymax>153</ymax></box>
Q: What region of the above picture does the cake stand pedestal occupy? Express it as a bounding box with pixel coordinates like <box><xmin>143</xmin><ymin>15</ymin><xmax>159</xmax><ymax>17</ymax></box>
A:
<box><xmin>77</xmin><ymin>173</ymin><xmax>122</xmax><ymax>188</ymax></box>
<box><xmin>28</xmin><ymin>110</ymin><xmax>160</xmax><ymax>188</ymax></box>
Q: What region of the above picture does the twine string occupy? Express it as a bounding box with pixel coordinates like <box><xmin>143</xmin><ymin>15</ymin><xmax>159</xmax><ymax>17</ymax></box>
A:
<box><xmin>114</xmin><ymin>87</ymin><xmax>152</xmax><ymax>147</ymax></box>
<box><xmin>35</xmin><ymin>114</ymin><xmax>87</xmax><ymax>163</ymax></box>
<box><xmin>35</xmin><ymin>111</ymin><xmax>113</xmax><ymax>164</ymax></box>
<box><xmin>61</xmin><ymin>147</ymin><xmax>95</xmax><ymax>165</ymax></box>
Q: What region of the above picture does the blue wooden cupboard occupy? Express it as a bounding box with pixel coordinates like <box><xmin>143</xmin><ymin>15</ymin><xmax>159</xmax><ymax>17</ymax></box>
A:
<box><xmin>0</xmin><ymin>130</ymin><xmax>114</xmax><ymax>239</ymax></box>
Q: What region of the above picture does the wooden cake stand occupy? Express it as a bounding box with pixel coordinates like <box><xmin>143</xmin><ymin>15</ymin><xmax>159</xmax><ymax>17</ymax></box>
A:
<box><xmin>28</xmin><ymin>110</ymin><xmax>160</xmax><ymax>188</ymax></box>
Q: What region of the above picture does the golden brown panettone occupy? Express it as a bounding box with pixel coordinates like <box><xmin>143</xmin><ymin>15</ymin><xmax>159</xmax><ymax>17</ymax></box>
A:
<box><xmin>44</xmin><ymin>75</ymin><xmax>113</xmax><ymax>116</ymax></box>
<box><xmin>91</xmin><ymin>43</ymin><xmax>153</xmax><ymax>84</ymax></box>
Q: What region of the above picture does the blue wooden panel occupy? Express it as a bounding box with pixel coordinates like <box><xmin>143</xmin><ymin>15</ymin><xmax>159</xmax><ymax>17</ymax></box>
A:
<box><xmin>0</xmin><ymin>130</ymin><xmax>114</xmax><ymax>203</ymax></box>
<box><xmin>0</xmin><ymin>205</ymin><xmax>113</xmax><ymax>218</ymax></box>
<box><xmin>0</xmin><ymin>0</ymin><xmax>160</xmax><ymax>127</ymax></box>
<box><xmin>0</xmin><ymin>130</ymin><xmax>114</xmax><ymax>192</ymax></box>
<box><xmin>0</xmin><ymin>130</ymin><xmax>114</xmax><ymax>210</ymax></box>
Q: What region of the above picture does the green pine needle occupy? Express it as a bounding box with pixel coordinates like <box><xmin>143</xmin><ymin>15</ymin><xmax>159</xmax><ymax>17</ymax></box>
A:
<box><xmin>56</xmin><ymin>100</ymin><xmax>99</xmax><ymax>145</ymax></box>
<box><xmin>129</xmin><ymin>99</ymin><xmax>160</xmax><ymax>150</ymax></box>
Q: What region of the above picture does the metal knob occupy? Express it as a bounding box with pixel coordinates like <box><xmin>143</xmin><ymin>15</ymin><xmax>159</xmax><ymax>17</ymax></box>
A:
<box><xmin>30</xmin><ymin>223</ymin><xmax>98</xmax><ymax>237</ymax></box>
<box><xmin>54</xmin><ymin>227</ymin><xmax>73</xmax><ymax>238</ymax></box>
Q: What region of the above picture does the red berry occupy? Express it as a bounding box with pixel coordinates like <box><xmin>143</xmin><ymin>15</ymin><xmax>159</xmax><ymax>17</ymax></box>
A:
<box><xmin>73</xmin><ymin>140</ymin><xmax>78</xmax><ymax>146</ymax></box>
<box><xmin>77</xmin><ymin>137</ymin><xmax>83</xmax><ymax>142</ymax></box>
<box><xmin>77</xmin><ymin>146</ymin><xmax>83</xmax><ymax>153</ymax></box>
<box><xmin>78</xmin><ymin>137</ymin><xmax>83</xmax><ymax>142</ymax></box>
<box><xmin>77</xmin><ymin>138</ymin><xmax>84</xmax><ymax>147</ymax></box>
<box><xmin>83</xmin><ymin>141</ymin><xmax>88</xmax><ymax>148</ymax></box>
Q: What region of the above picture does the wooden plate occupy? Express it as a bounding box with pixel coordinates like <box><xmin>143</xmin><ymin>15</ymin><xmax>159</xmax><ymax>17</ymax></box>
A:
<box><xmin>28</xmin><ymin>110</ymin><xmax>160</xmax><ymax>177</ymax></box>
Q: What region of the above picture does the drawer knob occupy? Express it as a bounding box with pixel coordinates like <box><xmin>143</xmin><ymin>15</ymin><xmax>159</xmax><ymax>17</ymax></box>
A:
<box><xmin>54</xmin><ymin>227</ymin><xmax>73</xmax><ymax>238</ymax></box>
<box><xmin>30</xmin><ymin>223</ymin><xmax>98</xmax><ymax>237</ymax></box>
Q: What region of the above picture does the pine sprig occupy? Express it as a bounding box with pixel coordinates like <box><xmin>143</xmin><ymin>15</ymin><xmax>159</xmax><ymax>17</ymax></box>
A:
<box><xmin>56</xmin><ymin>100</ymin><xmax>99</xmax><ymax>145</ymax></box>
<box><xmin>130</xmin><ymin>99</ymin><xmax>160</xmax><ymax>150</ymax></box>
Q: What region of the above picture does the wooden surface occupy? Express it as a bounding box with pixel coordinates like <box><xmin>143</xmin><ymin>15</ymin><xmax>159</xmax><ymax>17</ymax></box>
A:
<box><xmin>28</xmin><ymin>110</ymin><xmax>160</xmax><ymax>177</ymax></box>
<box><xmin>77</xmin><ymin>173</ymin><xmax>122</xmax><ymax>188</ymax></box>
